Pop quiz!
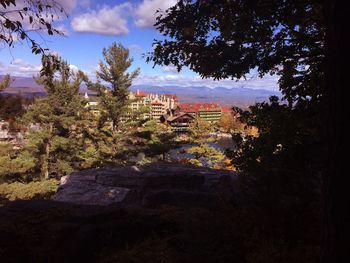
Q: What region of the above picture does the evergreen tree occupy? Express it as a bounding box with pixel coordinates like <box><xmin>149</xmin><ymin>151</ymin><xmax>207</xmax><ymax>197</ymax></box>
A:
<box><xmin>0</xmin><ymin>143</ymin><xmax>36</xmax><ymax>182</ymax></box>
<box><xmin>189</xmin><ymin>116</ymin><xmax>213</xmax><ymax>142</ymax></box>
<box><xmin>22</xmin><ymin>56</ymin><xmax>87</xmax><ymax>180</ymax></box>
<box><xmin>186</xmin><ymin>143</ymin><xmax>226</xmax><ymax>169</ymax></box>
<box><xmin>92</xmin><ymin>43</ymin><xmax>140</xmax><ymax>133</ymax></box>
<box><xmin>80</xmin><ymin>43</ymin><xmax>142</xmax><ymax>166</ymax></box>
<box><xmin>140</xmin><ymin>119</ymin><xmax>178</xmax><ymax>161</ymax></box>
<box><xmin>0</xmin><ymin>94</ymin><xmax>25</xmax><ymax>121</ymax></box>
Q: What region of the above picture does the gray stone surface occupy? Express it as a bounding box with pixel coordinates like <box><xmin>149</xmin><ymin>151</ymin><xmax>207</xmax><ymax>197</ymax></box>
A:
<box><xmin>52</xmin><ymin>162</ymin><xmax>238</xmax><ymax>206</ymax></box>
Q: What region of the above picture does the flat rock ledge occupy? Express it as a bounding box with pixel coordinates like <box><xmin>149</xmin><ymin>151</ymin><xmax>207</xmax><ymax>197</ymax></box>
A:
<box><xmin>52</xmin><ymin>162</ymin><xmax>238</xmax><ymax>207</ymax></box>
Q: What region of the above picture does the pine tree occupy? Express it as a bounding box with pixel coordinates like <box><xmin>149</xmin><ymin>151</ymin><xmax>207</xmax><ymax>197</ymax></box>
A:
<box><xmin>94</xmin><ymin>43</ymin><xmax>140</xmax><ymax>133</ymax></box>
<box><xmin>79</xmin><ymin>43</ymin><xmax>142</xmax><ymax>165</ymax></box>
<box><xmin>0</xmin><ymin>143</ymin><xmax>36</xmax><ymax>182</ymax></box>
<box><xmin>22</xmin><ymin>56</ymin><xmax>87</xmax><ymax>180</ymax></box>
<box><xmin>189</xmin><ymin>116</ymin><xmax>213</xmax><ymax>142</ymax></box>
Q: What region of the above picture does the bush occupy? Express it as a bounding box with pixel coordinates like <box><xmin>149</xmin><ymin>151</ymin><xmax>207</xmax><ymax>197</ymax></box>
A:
<box><xmin>0</xmin><ymin>143</ymin><xmax>36</xmax><ymax>182</ymax></box>
<box><xmin>0</xmin><ymin>179</ymin><xmax>58</xmax><ymax>201</ymax></box>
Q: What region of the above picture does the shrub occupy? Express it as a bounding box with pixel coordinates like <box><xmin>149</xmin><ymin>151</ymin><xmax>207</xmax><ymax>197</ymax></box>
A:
<box><xmin>0</xmin><ymin>179</ymin><xmax>58</xmax><ymax>201</ymax></box>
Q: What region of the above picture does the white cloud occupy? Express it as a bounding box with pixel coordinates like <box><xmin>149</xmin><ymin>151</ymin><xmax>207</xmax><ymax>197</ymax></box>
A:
<box><xmin>71</xmin><ymin>3</ymin><xmax>131</xmax><ymax>36</ymax></box>
<box><xmin>68</xmin><ymin>64</ymin><xmax>79</xmax><ymax>73</ymax></box>
<box><xmin>163</xmin><ymin>65</ymin><xmax>179</xmax><ymax>73</ymax></box>
<box><xmin>12</xmin><ymin>58</ymin><xmax>26</xmax><ymax>66</ymax></box>
<box><xmin>135</xmin><ymin>0</ymin><xmax>177</xmax><ymax>28</ymax></box>
<box><xmin>69</xmin><ymin>0</ymin><xmax>177</xmax><ymax>35</ymax></box>
<box><xmin>0</xmin><ymin>59</ymin><xmax>85</xmax><ymax>77</ymax></box>
<box><xmin>0</xmin><ymin>59</ymin><xmax>42</xmax><ymax>77</ymax></box>
<box><xmin>164</xmin><ymin>74</ymin><xmax>179</xmax><ymax>80</ymax></box>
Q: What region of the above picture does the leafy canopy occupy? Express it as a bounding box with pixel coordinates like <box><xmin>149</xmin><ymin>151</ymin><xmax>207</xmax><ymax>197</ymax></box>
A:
<box><xmin>0</xmin><ymin>0</ymin><xmax>66</xmax><ymax>55</ymax></box>
<box><xmin>149</xmin><ymin>0</ymin><xmax>325</xmax><ymax>245</ymax></box>
<box><xmin>148</xmin><ymin>0</ymin><xmax>325</xmax><ymax>104</ymax></box>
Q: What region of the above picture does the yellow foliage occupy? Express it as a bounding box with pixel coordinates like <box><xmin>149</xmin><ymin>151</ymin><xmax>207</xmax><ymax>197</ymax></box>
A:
<box><xmin>218</xmin><ymin>113</ymin><xmax>245</xmax><ymax>133</ymax></box>
<box><xmin>245</xmin><ymin>126</ymin><xmax>259</xmax><ymax>137</ymax></box>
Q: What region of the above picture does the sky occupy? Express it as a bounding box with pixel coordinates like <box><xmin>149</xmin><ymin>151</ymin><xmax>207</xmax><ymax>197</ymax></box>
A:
<box><xmin>0</xmin><ymin>0</ymin><xmax>279</xmax><ymax>91</ymax></box>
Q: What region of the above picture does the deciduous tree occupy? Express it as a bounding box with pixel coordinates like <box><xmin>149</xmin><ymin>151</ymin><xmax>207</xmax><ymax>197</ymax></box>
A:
<box><xmin>0</xmin><ymin>0</ymin><xmax>66</xmax><ymax>56</ymax></box>
<box><xmin>148</xmin><ymin>0</ymin><xmax>336</xmax><ymax>259</ymax></box>
<box><xmin>218</xmin><ymin>112</ymin><xmax>244</xmax><ymax>134</ymax></box>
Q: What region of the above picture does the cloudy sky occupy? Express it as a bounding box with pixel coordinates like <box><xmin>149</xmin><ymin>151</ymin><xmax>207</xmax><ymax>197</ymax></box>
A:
<box><xmin>0</xmin><ymin>0</ymin><xmax>279</xmax><ymax>90</ymax></box>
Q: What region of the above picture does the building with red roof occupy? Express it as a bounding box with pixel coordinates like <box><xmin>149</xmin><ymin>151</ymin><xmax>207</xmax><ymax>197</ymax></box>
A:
<box><xmin>221</xmin><ymin>107</ymin><xmax>233</xmax><ymax>113</ymax></box>
<box><xmin>176</xmin><ymin>103</ymin><xmax>222</xmax><ymax>122</ymax></box>
<box><xmin>135</xmin><ymin>90</ymin><xmax>147</xmax><ymax>97</ymax></box>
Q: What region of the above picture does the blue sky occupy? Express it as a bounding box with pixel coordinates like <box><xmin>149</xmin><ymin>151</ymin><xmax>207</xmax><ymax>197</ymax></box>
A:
<box><xmin>0</xmin><ymin>0</ymin><xmax>279</xmax><ymax>91</ymax></box>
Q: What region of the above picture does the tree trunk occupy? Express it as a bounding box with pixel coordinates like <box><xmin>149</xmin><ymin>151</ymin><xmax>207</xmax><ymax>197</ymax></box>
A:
<box><xmin>321</xmin><ymin>1</ymin><xmax>348</xmax><ymax>262</ymax></box>
<box><xmin>40</xmin><ymin>142</ymin><xmax>49</xmax><ymax>180</ymax></box>
<box><xmin>111</xmin><ymin>120</ymin><xmax>115</xmax><ymax>133</ymax></box>
<box><xmin>44</xmin><ymin>141</ymin><xmax>50</xmax><ymax>180</ymax></box>
<box><xmin>41</xmin><ymin>123</ymin><xmax>52</xmax><ymax>180</ymax></box>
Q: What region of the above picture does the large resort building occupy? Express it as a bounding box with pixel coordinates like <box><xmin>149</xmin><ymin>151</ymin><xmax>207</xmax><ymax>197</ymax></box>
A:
<box><xmin>84</xmin><ymin>92</ymin><xmax>100</xmax><ymax>115</ymax></box>
<box><xmin>84</xmin><ymin>90</ymin><xmax>179</xmax><ymax>121</ymax></box>
<box><xmin>84</xmin><ymin>90</ymin><xmax>225</xmax><ymax>131</ymax></box>
<box><xmin>129</xmin><ymin>90</ymin><xmax>179</xmax><ymax>121</ymax></box>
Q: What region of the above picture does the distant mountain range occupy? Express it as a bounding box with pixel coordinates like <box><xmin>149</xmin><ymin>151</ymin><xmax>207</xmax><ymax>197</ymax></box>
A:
<box><xmin>130</xmin><ymin>85</ymin><xmax>280</xmax><ymax>108</ymax></box>
<box><xmin>1</xmin><ymin>75</ymin><xmax>281</xmax><ymax>108</ymax></box>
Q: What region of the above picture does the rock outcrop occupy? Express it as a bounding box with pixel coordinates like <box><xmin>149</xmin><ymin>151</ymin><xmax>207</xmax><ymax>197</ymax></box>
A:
<box><xmin>1</xmin><ymin>163</ymin><xmax>240</xmax><ymax>262</ymax></box>
<box><xmin>52</xmin><ymin>162</ymin><xmax>238</xmax><ymax>207</ymax></box>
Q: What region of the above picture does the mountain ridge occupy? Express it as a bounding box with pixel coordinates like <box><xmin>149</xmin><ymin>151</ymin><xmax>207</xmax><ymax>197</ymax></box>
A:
<box><xmin>1</xmin><ymin>75</ymin><xmax>280</xmax><ymax>108</ymax></box>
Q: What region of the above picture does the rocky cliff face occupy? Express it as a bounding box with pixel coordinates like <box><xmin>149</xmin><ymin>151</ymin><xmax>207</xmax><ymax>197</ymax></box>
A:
<box><xmin>0</xmin><ymin>163</ymin><xmax>241</xmax><ymax>262</ymax></box>
<box><xmin>52</xmin><ymin>162</ymin><xmax>239</xmax><ymax>208</ymax></box>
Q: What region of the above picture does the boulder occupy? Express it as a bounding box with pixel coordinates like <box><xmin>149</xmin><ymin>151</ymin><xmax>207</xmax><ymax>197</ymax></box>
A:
<box><xmin>142</xmin><ymin>190</ymin><xmax>219</xmax><ymax>208</ymax></box>
<box><xmin>52</xmin><ymin>162</ymin><xmax>238</xmax><ymax>207</ymax></box>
